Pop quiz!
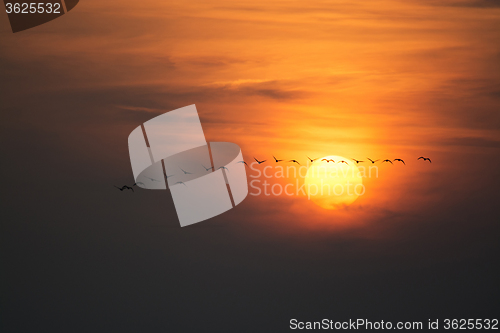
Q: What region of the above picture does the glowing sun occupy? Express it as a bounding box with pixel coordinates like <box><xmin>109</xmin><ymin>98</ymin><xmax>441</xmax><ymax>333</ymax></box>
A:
<box><xmin>305</xmin><ymin>155</ymin><xmax>364</xmax><ymax>210</ymax></box>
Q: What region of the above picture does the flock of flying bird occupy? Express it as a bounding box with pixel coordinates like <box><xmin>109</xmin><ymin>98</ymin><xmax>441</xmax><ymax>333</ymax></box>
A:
<box><xmin>249</xmin><ymin>155</ymin><xmax>432</xmax><ymax>166</ymax></box>
<box><xmin>114</xmin><ymin>155</ymin><xmax>432</xmax><ymax>192</ymax></box>
<box><xmin>115</xmin><ymin>165</ymin><xmax>235</xmax><ymax>191</ymax></box>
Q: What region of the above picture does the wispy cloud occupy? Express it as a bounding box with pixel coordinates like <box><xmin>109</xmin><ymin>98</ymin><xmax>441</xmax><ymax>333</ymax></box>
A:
<box><xmin>420</xmin><ymin>0</ymin><xmax>500</xmax><ymax>8</ymax></box>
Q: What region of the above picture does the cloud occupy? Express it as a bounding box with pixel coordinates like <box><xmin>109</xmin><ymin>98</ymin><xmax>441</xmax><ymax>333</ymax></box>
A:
<box><xmin>421</xmin><ymin>0</ymin><xmax>500</xmax><ymax>8</ymax></box>
<box><xmin>441</xmin><ymin>136</ymin><xmax>500</xmax><ymax>148</ymax></box>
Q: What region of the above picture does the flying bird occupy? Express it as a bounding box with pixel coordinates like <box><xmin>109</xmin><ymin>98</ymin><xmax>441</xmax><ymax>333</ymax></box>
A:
<box><xmin>179</xmin><ymin>167</ymin><xmax>193</xmax><ymax>174</ymax></box>
<box><xmin>218</xmin><ymin>166</ymin><xmax>229</xmax><ymax>172</ymax></box>
<box><xmin>394</xmin><ymin>158</ymin><xmax>406</xmax><ymax>165</ymax></box>
<box><xmin>352</xmin><ymin>159</ymin><xmax>364</xmax><ymax>164</ymax></box>
<box><xmin>175</xmin><ymin>181</ymin><xmax>187</xmax><ymax>186</ymax></box>
<box><xmin>288</xmin><ymin>160</ymin><xmax>301</xmax><ymax>165</ymax></box>
<box><xmin>367</xmin><ymin>158</ymin><xmax>379</xmax><ymax>164</ymax></box>
<box><xmin>254</xmin><ymin>157</ymin><xmax>267</xmax><ymax>164</ymax></box>
<box><xmin>273</xmin><ymin>155</ymin><xmax>283</xmax><ymax>162</ymax></box>
<box><xmin>338</xmin><ymin>160</ymin><xmax>349</xmax><ymax>165</ymax></box>
<box><xmin>322</xmin><ymin>159</ymin><xmax>334</xmax><ymax>163</ymax></box>
<box><xmin>307</xmin><ymin>156</ymin><xmax>320</xmax><ymax>163</ymax></box>
<box><xmin>144</xmin><ymin>176</ymin><xmax>161</xmax><ymax>182</ymax></box>
<box><xmin>133</xmin><ymin>182</ymin><xmax>145</xmax><ymax>186</ymax></box>
<box><xmin>382</xmin><ymin>159</ymin><xmax>393</xmax><ymax>164</ymax></box>
<box><xmin>114</xmin><ymin>185</ymin><xmax>134</xmax><ymax>192</ymax></box>
<box><xmin>201</xmin><ymin>164</ymin><xmax>213</xmax><ymax>171</ymax></box>
<box><xmin>418</xmin><ymin>156</ymin><xmax>432</xmax><ymax>163</ymax></box>
<box><xmin>237</xmin><ymin>161</ymin><xmax>248</xmax><ymax>166</ymax></box>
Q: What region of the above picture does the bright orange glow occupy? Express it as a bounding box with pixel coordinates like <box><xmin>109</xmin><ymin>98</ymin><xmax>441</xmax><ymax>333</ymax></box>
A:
<box><xmin>0</xmin><ymin>0</ymin><xmax>498</xmax><ymax>232</ymax></box>
<box><xmin>305</xmin><ymin>156</ymin><xmax>363</xmax><ymax>210</ymax></box>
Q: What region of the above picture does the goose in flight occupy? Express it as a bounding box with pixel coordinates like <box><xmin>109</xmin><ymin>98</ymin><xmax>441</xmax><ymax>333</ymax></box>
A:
<box><xmin>273</xmin><ymin>155</ymin><xmax>283</xmax><ymax>162</ymax></box>
<box><xmin>338</xmin><ymin>160</ymin><xmax>349</xmax><ymax>165</ymax></box>
<box><xmin>322</xmin><ymin>158</ymin><xmax>334</xmax><ymax>163</ymax></box>
<box><xmin>144</xmin><ymin>176</ymin><xmax>161</xmax><ymax>182</ymax></box>
<box><xmin>288</xmin><ymin>160</ymin><xmax>301</xmax><ymax>165</ymax></box>
<box><xmin>254</xmin><ymin>157</ymin><xmax>267</xmax><ymax>164</ymax></box>
<box><xmin>367</xmin><ymin>158</ymin><xmax>379</xmax><ymax>164</ymax></box>
<box><xmin>201</xmin><ymin>164</ymin><xmax>213</xmax><ymax>172</ymax></box>
<box><xmin>307</xmin><ymin>156</ymin><xmax>320</xmax><ymax>163</ymax></box>
<box><xmin>352</xmin><ymin>159</ymin><xmax>364</xmax><ymax>164</ymax></box>
<box><xmin>175</xmin><ymin>181</ymin><xmax>187</xmax><ymax>186</ymax></box>
<box><xmin>394</xmin><ymin>158</ymin><xmax>406</xmax><ymax>165</ymax></box>
<box><xmin>418</xmin><ymin>156</ymin><xmax>432</xmax><ymax>163</ymax></box>
<box><xmin>180</xmin><ymin>167</ymin><xmax>193</xmax><ymax>174</ymax></box>
<box><xmin>218</xmin><ymin>166</ymin><xmax>229</xmax><ymax>172</ymax></box>
<box><xmin>237</xmin><ymin>161</ymin><xmax>248</xmax><ymax>166</ymax></box>
<box><xmin>382</xmin><ymin>159</ymin><xmax>393</xmax><ymax>164</ymax></box>
<box><xmin>114</xmin><ymin>185</ymin><xmax>134</xmax><ymax>192</ymax></box>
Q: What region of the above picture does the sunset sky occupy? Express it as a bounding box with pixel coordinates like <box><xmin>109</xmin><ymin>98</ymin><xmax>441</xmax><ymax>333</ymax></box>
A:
<box><xmin>1</xmin><ymin>0</ymin><xmax>499</xmax><ymax>331</ymax></box>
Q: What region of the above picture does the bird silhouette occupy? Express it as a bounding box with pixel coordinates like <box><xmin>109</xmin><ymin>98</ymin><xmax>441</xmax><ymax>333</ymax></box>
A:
<box><xmin>338</xmin><ymin>160</ymin><xmax>349</xmax><ymax>165</ymax></box>
<box><xmin>394</xmin><ymin>158</ymin><xmax>406</xmax><ymax>165</ymax></box>
<box><xmin>273</xmin><ymin>155</ymin><xmax>283</xmax><ymax>162</ymax></box>
<box><xmin>352</xmin><ymin>159</ymin><xmax>364</xmax><ymax>164</ymax></box>
<box><xmin>144</xmin><ymin>176</ymin><xmax>161</xmax><ymax>182</ymax></box>
<box><xmin>237</xmin><ymin>161</ymin><xmax>248</xmax><ymax>166</ymax></box>
<box><xmin>201</xmin><ymin>164</ymin><xmax>213</xmax><ymax>171</ymax></box>
<box><xmin>179</xmin><ymin>167</ymin><xmax>193</xmax><ymax>174</ymax></box>
<box><xmin>322</xmin><ymin>158</ymin><xmax>335</xmax><ymax>163</ymax></box>
<box><xmin>307</xmin><ymin>156</ymin><xmax>320</xmax><ymax>163</ymax></box>
<box><xmin>218</xmin><ymin>166</ymin><xmax>229</xmax><ymax>172</ymax></box>
<box><xmin>382</xmin><ymin>159</ymin><xmax>393</xmax><ymax>164</ymax></box>
<box><xmin>367</xmin><ymin>158</ymin><xmax>379</xmax><ymax>164</ymax></box>
<box><xmin>288</xmin><ymin>160</ymin><xmax>301</xmax><ymax>165</ymax></box>
<box><xmin>254</xmin><ymin>157</ymin><xmax>267</xmax><ymax>164</ymax></box>
<box><xmin>133</xmin><ymin>182</ymin><xmax>145</xmax><ymax>186</ymax></box>
<box><xmin>114</xmin><ymin>185</ymin><xmax>134</xmax><ymax>192</ymax></box>
<box><xmin>175</xmin><ymin>181</ymin><xmax>187</xmax><ymax>186</ymax></box>
<box><xmin>418</xmin><ymin>156</ymin><xmax>432</xmax><ymax>163</ymax></box>
<box><xmin>166</xmin><ymin>174</ymin><xmax>175</xmax><ymax>179</ymax></box>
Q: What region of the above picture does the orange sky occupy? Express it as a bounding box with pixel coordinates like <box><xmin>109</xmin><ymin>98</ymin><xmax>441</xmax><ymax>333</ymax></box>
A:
<box><xmin>1</xmin><ymin>0</ymin><xmax>499</xmax><ymax>233</ymax></box>
<box><xmin>2</xmin><ymin>4</ymin><xmax>500</xmax><ymax>330</ymax></box>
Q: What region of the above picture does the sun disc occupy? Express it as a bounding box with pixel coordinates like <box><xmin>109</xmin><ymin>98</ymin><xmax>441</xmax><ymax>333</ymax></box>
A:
<box><xmin>305</xmin><ymin>155</ymin><xmax>363</xmax><ymax>210</ymax></box>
